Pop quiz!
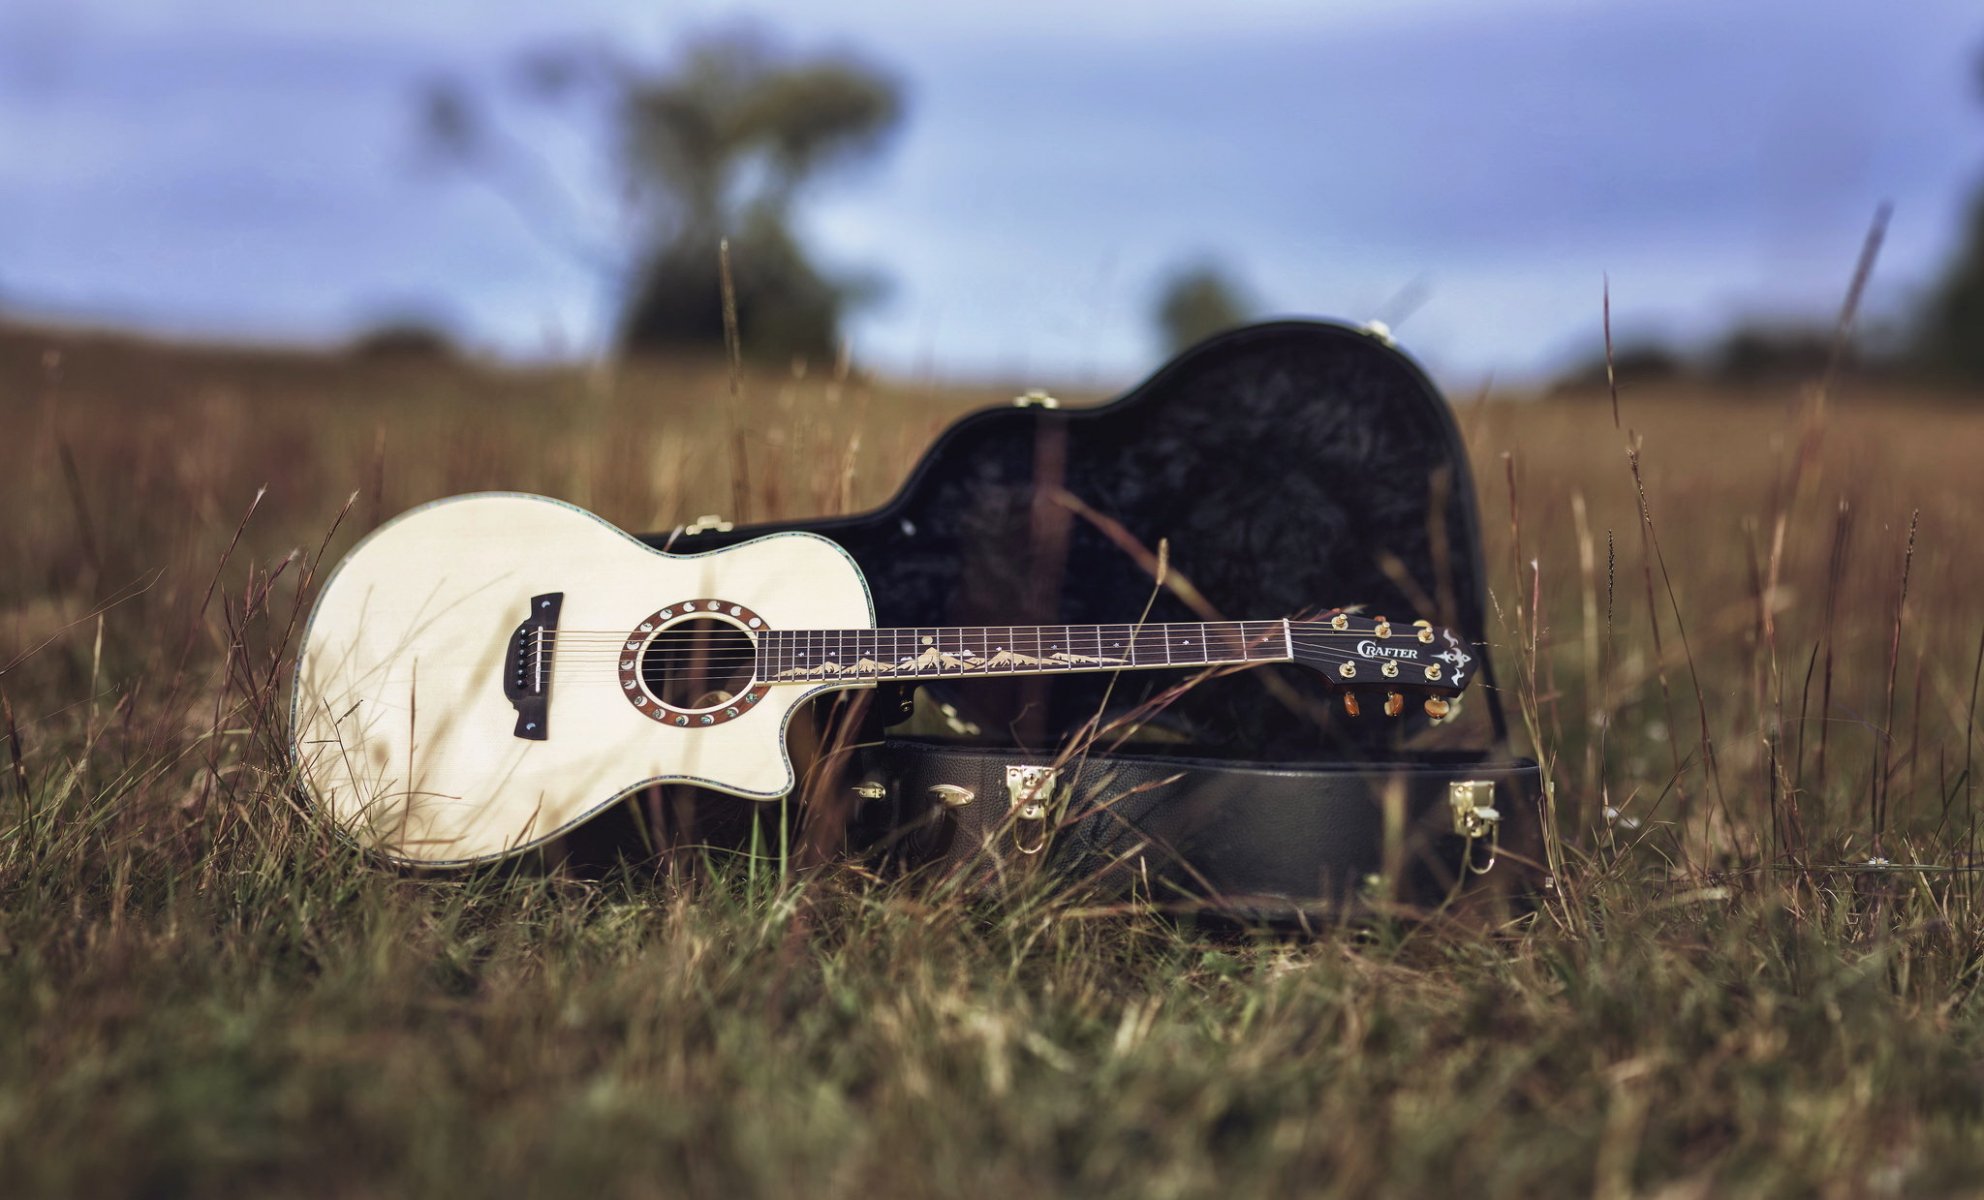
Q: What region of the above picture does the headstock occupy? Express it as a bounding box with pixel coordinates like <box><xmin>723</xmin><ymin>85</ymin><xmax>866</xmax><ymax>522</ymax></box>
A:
<box><xmin>1288</xmin><ymin>612</ymin><xmax>1475</xmax><ymax>720</ymax></box>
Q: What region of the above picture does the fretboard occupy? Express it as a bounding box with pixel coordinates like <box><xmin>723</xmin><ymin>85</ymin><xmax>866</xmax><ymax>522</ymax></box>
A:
<box><xmin>755</xmin><ymin>620</ymin><xmax>1292</xmax><ymax>683</ymax></box>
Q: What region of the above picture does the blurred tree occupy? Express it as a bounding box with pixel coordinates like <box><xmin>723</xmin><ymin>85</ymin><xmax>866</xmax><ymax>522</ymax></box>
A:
<box><xmin>1917</xmin><ymin>44</ymin><xmax>1984</xmax><ymax>383</ymax></box>
<box><xmin>1549</xmin><ymin>340</ymin><xmax>1688</xmax><ymax>394</ymax></box>
<box><xmin>422</xmin><ymin>28</ymin><xmax>903</xmax><ymax>365</ymax></box>
<box><xmin>347</xmin><ymin>321</ymin><xmax>458</xmax><ymax>363</ymax></box>
<box><xmin>1153</xmin><ymin>261</ymin><xmax>1255</xmax><ymax>353</ymax></box>
<box><xmin>1709</xmin><ymin>325</ymin><xmax>1837</xmax><ymax>386</ymax></box>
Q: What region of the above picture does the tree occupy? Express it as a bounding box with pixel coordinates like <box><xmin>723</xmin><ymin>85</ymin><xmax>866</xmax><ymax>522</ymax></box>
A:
<box><xmin>610</xmin><ymin>32</ymin><xmax>900</xmax><ymax>362</ymax></box>
<box><xmin>423</xmin><ymin>27</ymin><xmax>904</xmax><ymax>365</ymax></box>
<box><xmin>1153</xmin><ymin>261</ymin><xmax>1255</xmax><ymax>353</ymax></box>
<box><xmin>1920</xmin><ymin>197</ymin><xmax>1984</xmax><ymax>383</ymax></box>
<box><xmin>1918</xmin><ymin>45</ymin><xmax>1984</xmax><ymax>383</ymax></box>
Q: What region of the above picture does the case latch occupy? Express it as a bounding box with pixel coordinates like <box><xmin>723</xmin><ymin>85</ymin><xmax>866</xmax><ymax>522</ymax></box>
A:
<box><xmin>1448</xmin><ymin>779</ymin><xmax>1501</xmax><ymax>874</ymax></box>
<box><xmin>1012</xmin><ymin>390</ymin><xmax>1060</xmax><ymax>409</ymax></box>
<box><xmin>1448</xmin><ymin>780</ymin><xmax>1498</xmax><ymax>838</ymax></box>
<box><xmin>1005</xmin><ymin>764</ymin><xmax>1062</xmax><ymax>855</ymax></box>
<box><xmin>682</xmin><ymin>514</ymin><xmax>735</xmax><ymax>535</ymax></box>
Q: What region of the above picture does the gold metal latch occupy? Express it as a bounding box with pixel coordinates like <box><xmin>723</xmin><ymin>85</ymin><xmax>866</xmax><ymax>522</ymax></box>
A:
<box><xmin>1005</xmin><ymin>764</ymin><xmax>1062</xmax><ymax>855</ymax></box>
<box><xmin>683</xmin><ymin>514</ymin><xmax>735</xmax><ymax>535</ymax></box>
<box><xmin>928</xmin><ymin>784</ymin><xmax>974</xmax><ymax>808</ymax></box>
<box><xmin>1012</xmin><ymin>390</ymin><xmax>1060</xmax><ymax>409</ymax></box>
<box><xmin>1448</xmin><ymin>779</ymin><xmax>1501</xmax><ymax>874</ymax></box>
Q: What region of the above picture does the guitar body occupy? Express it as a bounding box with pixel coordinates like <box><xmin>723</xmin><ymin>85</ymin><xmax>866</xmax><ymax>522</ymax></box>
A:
<box><xmin>292</xmin><ymin>494</ymin><xmax>873</xmax><ymax>866</ymax></box>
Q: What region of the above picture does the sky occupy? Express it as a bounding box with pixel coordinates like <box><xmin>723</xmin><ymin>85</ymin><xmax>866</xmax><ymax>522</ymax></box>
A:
<box><xmin>1</xmin><ymin>0</ymin><xmax>1980</xmax><ymax>388</ymax></box>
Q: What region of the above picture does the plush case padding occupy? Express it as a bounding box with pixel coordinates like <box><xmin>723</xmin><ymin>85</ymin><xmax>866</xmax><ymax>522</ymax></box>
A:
<box><xmin>644</xmin><ymin>320</ymin><xmax>1503</xmax><ymax>761</ymax></box>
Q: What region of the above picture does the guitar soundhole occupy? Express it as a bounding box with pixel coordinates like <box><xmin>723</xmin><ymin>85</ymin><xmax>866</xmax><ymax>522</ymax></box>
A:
<box><xmin>640</xmin><ymin>618</ymin><xmax>757</xmax><ymax>711</ymax></box>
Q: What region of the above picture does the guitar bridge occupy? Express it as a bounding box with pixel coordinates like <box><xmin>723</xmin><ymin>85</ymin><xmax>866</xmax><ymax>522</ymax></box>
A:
<box><xmin>503</xmin><ymin>592</ymin><xmax>563</xmax><ymax>740</ymax></box>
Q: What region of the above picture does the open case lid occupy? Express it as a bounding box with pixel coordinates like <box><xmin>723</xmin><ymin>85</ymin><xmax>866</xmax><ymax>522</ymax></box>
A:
<box><xmin>643</xmin><ymin>319</ymin><xmax>1506</xmax><ymax>762</ymax></box>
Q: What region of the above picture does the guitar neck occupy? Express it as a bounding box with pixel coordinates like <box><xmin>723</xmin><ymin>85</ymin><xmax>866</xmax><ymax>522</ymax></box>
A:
<box><xmin>757</xmin><ymin>620</ymin><xmax>1292</xmax><ymax>683</ymax></box>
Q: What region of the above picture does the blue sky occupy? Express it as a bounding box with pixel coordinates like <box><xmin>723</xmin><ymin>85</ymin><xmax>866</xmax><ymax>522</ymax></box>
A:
<box><xmin>2</xmin><ymin>0</ymin><xmax>1980</xmax><ymax>387</ymax></box>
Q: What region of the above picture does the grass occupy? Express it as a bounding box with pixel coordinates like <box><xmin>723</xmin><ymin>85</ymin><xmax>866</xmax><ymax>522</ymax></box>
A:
<box><xmin>5</xmin><ymin>320</ymin><xmax>1984</xmax><ymax>1196</ymax></box>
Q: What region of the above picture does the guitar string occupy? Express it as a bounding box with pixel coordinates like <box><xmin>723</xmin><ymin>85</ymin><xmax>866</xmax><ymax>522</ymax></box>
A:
<box><xmin>507</xmin><ymin>641</ymin><xmax>1461</xmax><ymax>680</ymax></box>
<box><xmin>526</xmin><ymin>625</ymin><xmax>1442</xmax><ymax>649</ymax></box>
<box><xmin>506</xmin><ymin>632</ymin><xmax>1448</xmax><ymax>659</ymax></box>
<box><xmin>525</xmin><ymin>631</ymin><xmax>1454</xmax><ymax>658</ymax></box>
<box><xmin>520</xmin><ymin>641</ymin><xmax>1436</xmax><ymax>670</ymax></box>
<box><xmin>493</xmin><ymin>625</ymin><xmax>1461</xmax><ymax>678</ymax></box>
<box><xmin>528</xmin><ymin>620</ymin><xmax>1381</xmax><ymax>635</ymax></box>
<box><xmin>517</xmin><ymin>632</ymin><xmax>1459</xmax><ymax>663</ymax></box>
<box><xmin>531</xmin><ymin>622</ymin><xmax>1317</xmax><ymax>642</ymax></box>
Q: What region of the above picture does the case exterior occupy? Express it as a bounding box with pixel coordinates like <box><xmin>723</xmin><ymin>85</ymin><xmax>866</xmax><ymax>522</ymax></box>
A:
<box><xmin>637</xmin><ymin>320</ymin><xmax>1543</xmax><ymax>912</ymax></box>
<box><xmin>859</xmin><ymin>739</ymin><xmax>1540</xmax><ymax>920</ymax></box>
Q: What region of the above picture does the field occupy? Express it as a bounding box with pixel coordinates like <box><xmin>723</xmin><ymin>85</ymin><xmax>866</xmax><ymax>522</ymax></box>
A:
<box><xmin>4</xmin><ymin>320</ymin><xmax>1984</xmax><ymax>1197</ymax></box>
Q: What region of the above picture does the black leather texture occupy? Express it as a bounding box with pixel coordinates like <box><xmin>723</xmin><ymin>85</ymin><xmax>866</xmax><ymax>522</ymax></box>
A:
<box><xmin>861</xmin><ymin>738</ymin><xmax>1541</xmax><ymax>919</ymax></box>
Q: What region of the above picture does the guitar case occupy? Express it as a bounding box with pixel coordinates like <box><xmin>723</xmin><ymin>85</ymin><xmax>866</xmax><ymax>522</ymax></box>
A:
<box><xmin>639</xmin><ymin>320</ymin><xmax>1544</xmax><ymax>919</ymax></box>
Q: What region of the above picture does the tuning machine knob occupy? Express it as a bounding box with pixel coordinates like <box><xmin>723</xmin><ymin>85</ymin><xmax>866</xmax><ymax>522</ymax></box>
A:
<box><xmin>1384</xmin><ymin>691</ymin><xmax>1405</xmax><ymax>717</ymax></box>
<box><xmin>1424</xmin><ymin>697</ymin><xmax>1451</xmax><ymax>720</ymax></box>
<box><xmin>1342</xmin><ymin>692</ymin><xmax>1362</xmax><ymax>718</ymax></box>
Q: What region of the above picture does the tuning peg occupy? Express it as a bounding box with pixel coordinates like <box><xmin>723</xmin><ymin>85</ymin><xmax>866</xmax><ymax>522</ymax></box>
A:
<box><xmin>1342</xmin><ymin>692</ymin><xmax>1362</xmax><ymax>718</ymax></box>
<box><xmin>1423</xmin><ymin>696</ymin><xmax>1451</xmax><ymax>720</ymax></box>
<box><xmin>1372</xmin><ymin>616</ymin><xmax>1392</xmax><ymax>638</ymax></box>
<box><xmin>1384</xmin><ymin>691</ymin><xmax>1405</xmax><ymax>717</ymax></box>
<box><xmin>1414</xmin><ymin>619</ymin><xmax>1436</xmax><ymax>644</ymax></box>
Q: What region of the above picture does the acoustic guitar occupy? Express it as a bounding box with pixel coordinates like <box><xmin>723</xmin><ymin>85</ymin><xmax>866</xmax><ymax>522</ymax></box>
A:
<box><xmin>291</xmin><ymin>493</ymin><xmax>1475</xmax><ymax>865</ymax></box>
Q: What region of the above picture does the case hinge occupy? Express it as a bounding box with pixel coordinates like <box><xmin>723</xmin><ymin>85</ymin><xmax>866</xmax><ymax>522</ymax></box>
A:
<box><xmin>928</xmin><ymin>784</ymin><xmax>974</xmax><ymax>808</ymax></box>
